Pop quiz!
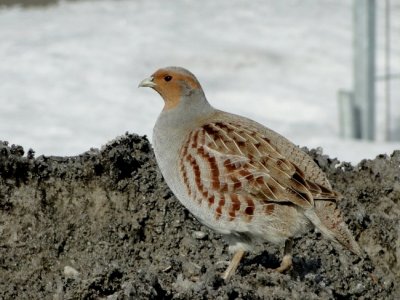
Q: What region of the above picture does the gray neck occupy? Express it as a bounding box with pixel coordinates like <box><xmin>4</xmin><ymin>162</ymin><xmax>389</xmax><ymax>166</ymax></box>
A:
<box><xmin>154</xmin><ymin>90</ymin><xmax>215</xmax><ymax>140</ymax></box>
<box><xmin>152</xmin><ymin>90</ymin><xmax>215</xmax><ymax>175</ymax></box>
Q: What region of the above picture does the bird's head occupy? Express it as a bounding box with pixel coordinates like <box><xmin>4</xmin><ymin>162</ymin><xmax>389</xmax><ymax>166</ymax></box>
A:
<box><xmin>139</xmin><ymin>66</ymin><xmax>205</xmax><ymax>111</ymax></box>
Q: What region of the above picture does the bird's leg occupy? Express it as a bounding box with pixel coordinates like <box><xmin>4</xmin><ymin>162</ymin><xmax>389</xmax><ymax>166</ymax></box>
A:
<box><xmin>275</xmin><ymin>238</ymin><xmax>293</xmax><ymax>273</ymax></box>
<box><xmin>222</xmin><ymin>249</ymin><xmax>245</xmax><ymax>281</ymax></box>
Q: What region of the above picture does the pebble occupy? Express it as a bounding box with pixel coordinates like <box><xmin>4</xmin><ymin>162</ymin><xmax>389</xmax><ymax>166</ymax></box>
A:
<box><xmin>192</xmin><ymin>231</ymin><xmax>207</xmax><ymax>240</ymax></box>
<box><xmin>63</xmin><ymin>266</ymin><xmax>80</xmax><ymax>278</ymax></box>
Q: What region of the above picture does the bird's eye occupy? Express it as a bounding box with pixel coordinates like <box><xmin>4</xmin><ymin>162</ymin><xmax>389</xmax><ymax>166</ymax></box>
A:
<box><xmin>164</xmin><ymin>75</ymin><xmax>172</xmax><ymax>82</ymax></box>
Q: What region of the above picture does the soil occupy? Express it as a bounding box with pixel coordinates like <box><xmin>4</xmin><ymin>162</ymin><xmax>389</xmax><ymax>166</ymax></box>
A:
<box><xmin>0</xmin><ymin>134</ymin><xmax>399</xmax><ymax>299</ymax></box>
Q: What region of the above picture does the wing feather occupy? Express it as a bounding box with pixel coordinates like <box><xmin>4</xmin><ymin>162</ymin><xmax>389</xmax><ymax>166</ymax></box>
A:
<box><xmin>179</xmin><ymin>121</ymin><xmax>338</xmax><ymax>221</ymax></box>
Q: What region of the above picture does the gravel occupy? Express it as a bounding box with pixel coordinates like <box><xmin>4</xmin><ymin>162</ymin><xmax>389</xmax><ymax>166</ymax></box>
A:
<box><xmin>0</xmin><ymin>134</ymin><xmax>399</xmax><ymax>299</ymax></box>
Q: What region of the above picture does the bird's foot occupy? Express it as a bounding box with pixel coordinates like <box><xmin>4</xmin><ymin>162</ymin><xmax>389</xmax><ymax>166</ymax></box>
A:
<box><xmin>221</xmin><ymin>250</ymin><xmax>245</xmax><ymax>281</ymax></box>
<box><xmin>274</xmin><ymin>254</ymin><xmax>292</xmax><ymax>273</ymax></box>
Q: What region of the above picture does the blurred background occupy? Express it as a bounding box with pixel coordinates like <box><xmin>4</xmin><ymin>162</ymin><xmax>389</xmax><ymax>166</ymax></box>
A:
<box><xmin>0</xmin><ymin>0</ymin><xmax>399</xmax><ymax>164</ymax></box>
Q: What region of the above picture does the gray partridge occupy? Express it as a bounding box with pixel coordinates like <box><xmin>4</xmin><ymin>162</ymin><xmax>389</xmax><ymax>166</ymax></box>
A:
<box><xmin>139</xmin><ymin>66</ymin><xmax>361</xmax><ymax>280</ymax></box>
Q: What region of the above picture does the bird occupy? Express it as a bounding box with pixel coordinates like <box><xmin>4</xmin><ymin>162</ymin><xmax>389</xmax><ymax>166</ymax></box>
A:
<box><xmin>139</xmin><ymin>66</ymin><xmax>361</xmax><ymax>280</ymax></box>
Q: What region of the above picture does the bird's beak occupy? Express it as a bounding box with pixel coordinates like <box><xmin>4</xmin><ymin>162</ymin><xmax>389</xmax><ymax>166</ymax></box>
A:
<box><xmin>138</xmin><ymin>76</ymin><xmax>156</xmax><ymax>88</ymax></box>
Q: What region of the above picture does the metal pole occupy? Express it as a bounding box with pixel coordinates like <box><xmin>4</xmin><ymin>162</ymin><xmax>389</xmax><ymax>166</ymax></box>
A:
<box><xmin>353</xmin><ymin>0</ymin><xmax>376</xmax><ymax>140</ymax></box>
<box><xmin>384</xmin><ymin>0</ymin><xmax>391</xmax><ymax>141</ymax></box>
<box><xmin>338</xmin><ymin>90</ymin><xmax>359</xmax><ymax>138</ymax></box>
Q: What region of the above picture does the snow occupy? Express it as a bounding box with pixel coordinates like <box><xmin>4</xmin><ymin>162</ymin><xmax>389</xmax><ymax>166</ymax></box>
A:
<box><xmin>0</xmin><ymin>0</ymin><xmax>399</xmax><ymax>164</ymax></box>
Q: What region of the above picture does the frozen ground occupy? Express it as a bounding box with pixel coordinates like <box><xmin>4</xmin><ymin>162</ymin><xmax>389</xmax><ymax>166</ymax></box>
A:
<box><xmin>0</xmin><ymin>0</ymin><xmax>399</xmax><ymax>163</ymax></box>
<box><xmin>1</xmin><ymin>137</ymin><xmax>399</xmax><ymax>299</ymax></box>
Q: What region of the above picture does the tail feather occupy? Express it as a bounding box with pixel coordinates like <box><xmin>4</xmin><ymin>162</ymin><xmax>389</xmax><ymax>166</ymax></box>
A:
<box><xmin>305</xmin><ymin>200</ymin><xmax>362</xmax><ymax>256</ymax></box>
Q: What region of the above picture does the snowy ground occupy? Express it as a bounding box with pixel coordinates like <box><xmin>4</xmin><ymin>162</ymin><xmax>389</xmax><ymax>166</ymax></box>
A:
<box><xmin>0</xmin><ymin>0</ymin><xmax>399</xmax><ymax>164</ymax></box>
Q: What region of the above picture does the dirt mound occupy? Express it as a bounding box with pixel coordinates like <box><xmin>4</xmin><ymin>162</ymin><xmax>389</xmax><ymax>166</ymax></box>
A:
<box><xmin>0</xmin><ymin>134</ymin><xmax>399</xmax><ymax>299</ymax></box>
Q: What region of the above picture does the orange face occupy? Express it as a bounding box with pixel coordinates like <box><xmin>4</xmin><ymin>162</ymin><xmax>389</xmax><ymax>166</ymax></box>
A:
<box><xmin>139</xmin><ymin>68</ymin><xmax>202</xmax><ymax>111</ymax></box>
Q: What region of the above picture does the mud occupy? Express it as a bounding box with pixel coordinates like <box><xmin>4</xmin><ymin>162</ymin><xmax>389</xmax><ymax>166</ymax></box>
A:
<box><xmin>0</xmin><ymin>134</ymin><xmax>399</xmax><ymax>299</ymax></box>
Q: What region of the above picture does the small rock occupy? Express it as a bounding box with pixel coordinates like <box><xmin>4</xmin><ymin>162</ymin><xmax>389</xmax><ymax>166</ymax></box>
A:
<box><xmin>192</xmin><ymin>231</ymin><xmax>207</xmax><ymax>240</ymax></box>
<box><xmin>63</xmin><ymin>266</ymin><xmax>79</xmax><ymax>278</ymax></box>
